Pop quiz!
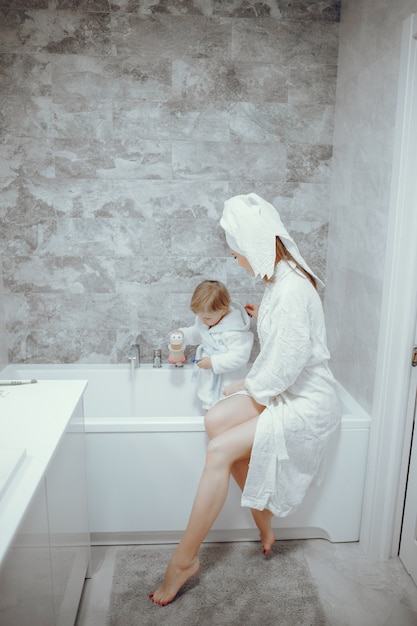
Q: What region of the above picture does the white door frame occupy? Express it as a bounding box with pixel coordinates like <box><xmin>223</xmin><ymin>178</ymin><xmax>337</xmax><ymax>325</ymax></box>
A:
<box><xmin>399</xmin><ymin>319</ymin><xmax>417</xmax><ymax>581</ymax></box>
<box><xmin>359</xmin><ymin>13</ymin><xmax>417</xmax><ymax>560</ymax></box>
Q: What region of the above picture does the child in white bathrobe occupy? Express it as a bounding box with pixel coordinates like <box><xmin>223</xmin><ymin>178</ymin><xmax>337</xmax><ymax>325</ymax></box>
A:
<box><xmin>172</xmin><ymin>280</ymin><xmax>254</xmax><ymax>410</ymax></box>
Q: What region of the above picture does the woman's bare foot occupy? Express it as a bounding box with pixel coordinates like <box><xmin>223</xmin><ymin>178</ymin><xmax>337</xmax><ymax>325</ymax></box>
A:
<box><xmin>255</xmin><ymin>509</ymin><xmax>276</xmax><ymax>555</ymax></box>
<box><xmin>261</xmin><ymin>527</ymin><xmax>276</xmax><ymax>555</ymax></box>
<box><xmin>149</xmin><ymin>555</ymin><xmax>200</xmax><ymax>606</ymax></box>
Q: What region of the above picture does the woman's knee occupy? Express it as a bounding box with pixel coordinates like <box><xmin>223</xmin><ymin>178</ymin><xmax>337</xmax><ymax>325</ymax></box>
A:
<box><xmin>205</xmin><ymin>436</ymin><xmax>231</xmax><ymax>469</ymax></box>
<box><xmin>204</xmin><ymin>404</ymin><xmax>225</xmax><ymax>439</ymax></box>
<box><xmin>205</xmin><ymin>396</ymin><xmax>264</xmax><ymax>439</ymax></box>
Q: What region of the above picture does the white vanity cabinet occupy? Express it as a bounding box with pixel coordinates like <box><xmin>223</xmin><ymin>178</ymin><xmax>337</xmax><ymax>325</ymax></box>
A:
<box><xmin>0</xmin><ymin>381</ymin><xmax>90</xmax><ymax>626</ymax></box>
<box><xmin>0</xmin><ymin>479</ymin><xmax>55</xmax><ymax>625</ymax></box>
<box><xmin>46</xmin><ymin>398</ymin><xmax>91</xmax><ymax>626</ymax></box>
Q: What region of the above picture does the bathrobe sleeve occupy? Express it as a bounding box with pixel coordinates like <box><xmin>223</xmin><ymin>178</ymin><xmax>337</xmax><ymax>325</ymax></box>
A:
<box><xmin>210</xmin><ymin>330</ymin><xmax>253</xmax><ymax>374</ymax></box>
<box><xmin>180</xmin><ymin>319</ymin><xmax>203</xmax><ymax>346</ymax></box>
<box><xmin>245</xmin><ymin>276</ymin><xmax>314</xmax><ymax>406</ymax></box>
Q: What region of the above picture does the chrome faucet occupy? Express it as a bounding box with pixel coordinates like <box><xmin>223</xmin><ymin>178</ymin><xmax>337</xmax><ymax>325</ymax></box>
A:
<box><xmin>153</xmin><ymin>349</ymin><xmax>162</xmax><ymax>368</ymax></box>
<box><xmin>128</xmin><ymin>344</ymin><xmax>140</xmax><ymax>368</ymax></box>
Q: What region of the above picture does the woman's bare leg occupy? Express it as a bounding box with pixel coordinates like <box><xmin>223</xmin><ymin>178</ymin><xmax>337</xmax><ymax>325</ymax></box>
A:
<box><xmin>204</xmin><ymin>394</ymin><xmax>264</xmax><ymax>438</ymax></box>
<box><xmin>150</xmin><ymin>416</ymin><xmax>259</xmax><ymax>606</ymax></box>
<box><xmin>231</xmin><ymin>459</ymin><xmax>276</xmax><ymax>554</ymax></box>
<box><xmin>205</xmin><ymin>395</ymin><xmax>276</xmax><ymax>553</ymax></box>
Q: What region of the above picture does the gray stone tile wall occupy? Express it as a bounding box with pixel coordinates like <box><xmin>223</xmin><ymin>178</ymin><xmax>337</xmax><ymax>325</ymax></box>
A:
<box><xmin>0</xmin><ymin>259</ymin><xmax>7</xmax><ymax>368</ymax></box>
<box><xmin>0</xmin><ymin>0</ymin><xmax>340</xmax><ymax>363</ymax></box>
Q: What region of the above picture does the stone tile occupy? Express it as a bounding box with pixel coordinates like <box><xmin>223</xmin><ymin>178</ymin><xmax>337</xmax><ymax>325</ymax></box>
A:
<box><xmin>0</xmin><ymin>220</ymin><xmax>58</xmax><ymax>256</ymax></box>
<box><xmin>1</xmin><ymin>95</ymin><xmax>53</xmax><ymax>138</ymax></box>
<box><xmin>173</xmin><ymin>58</ymin><xmax>288</xmax><ymax>102</ymax></box>
<box><xmin>50</xmin><ymin>217</ymin><xmax>171</xmax><ymax>256</ymax></box>
<box><xmin>232</xmin><ymin>19</ymin><xmax>340</xmax><ymax>66</ymax></box>
<box><xmin>224</xmin><ymin>255</ymin><xmax>265</xmax><ymax>297</ymax></box>
<box><xmin>51</xmin><ymin>54</ymin><xmax>172</xmax><ymax>100</ymax></box>
<box><xmin>3</xmin><ymin>255</ymin><xmax>115</xmax><ymax>294</ymax></box>
<box><xmin>170</xmin><ymin>217</ymin><xmax>228</xmax><ymax>256</ymax></box>
<box><xmin>0</xmin><ymin>9</ymin><xmax>112</xmax><ymax>54</ymax></box>
<box><xmin>112</xmin><ymin>0</ymin><xmax>280</xmax><ymax>17</ymax></box>
<box><xmin>0</xmin><ymin>177</ymin><xmax>66</xmax><ymax>221</ymax></box>
<box><xmin>53</xmin><ymin>0</ymin><xmax>111</xmax><ymax>11</ymax></box>
<box><xmin>113</xmin><ymin>99</ymin><xmax>231</xmax><ymax>141</ymax></box>
<box><xmin>54</xmin><ymin>138</ymin><xmax>173</xmax><ymax>179</ymax></box>
<box><xmin>52</xmin><ymin>97</ymin><xmax>114</xmax><ymax>141</ymax></box>
<box><xmin>110</xmin><ymin>0</ymin><xmax>340</xmax><ymax>20</ymax></box>
<box><xmin>0</xmin><ymin>137</ymin><xmax>55</xmax><ymax>180</ymax></box>
<box><xmin>287</xmin><ymin>144</ymin><xmax>333</xmax><ymax>183</ymax></box>
<box><xmin>228</xmin><ymin>181</ymin><xmax>332</xmax><ymax>223</ymax></box>
<box><xmin>110</xmin><ymin>13</ymin><xmax>232</xmax><ymax>57</ymax></box>
<box><xmin>6</xmin><ymin>325</ymin><xmax>118</xmax><ymax>363</ymax></box>
<box><xmin>275</xmin><ymin>0</ymin><xmax>341</xmax><ymax>22</ymax></box>
<box><xmin>0</xmin><ymin>53</ymin><xmax>51</xmax><ymax>96</ymax></box>
<box><xmin>0</xmin><ymin>0</ymin><xmax>48</xmax><ymax>8</ymax></box>
<box><xmin>52</xmin><ymin>179</ymin><xmax>227</xmax><ymax>219</ymax></box>
<box><xmin>172</xmin><ymin>140</ymin><xmax>286</xmax><ymax>181</ymax></box>
<box><xmin>288</xmin><ymin>65</ymin><xmax>338</xmax><ymax>105</ymax></box>
<box><xmin>288</xmin><ymin>220</ymin><xmax>328</xmax><ymax>282</ymax></box>
<box><xmin>230</xmin><ymin>103</ymin><xmax>335</xmax><ymax>143</ymax></box>
<box><xmin>114</xmin><ymin>255</ymin><xmax>228</xmax><ymax>294</ymax></box>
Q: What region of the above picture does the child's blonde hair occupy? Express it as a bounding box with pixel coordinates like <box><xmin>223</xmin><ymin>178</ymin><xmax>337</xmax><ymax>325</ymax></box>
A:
<box><xmin>190</xmin><ymin>280</ymin><xmax>231</xmax><ymax>314</ymax></box>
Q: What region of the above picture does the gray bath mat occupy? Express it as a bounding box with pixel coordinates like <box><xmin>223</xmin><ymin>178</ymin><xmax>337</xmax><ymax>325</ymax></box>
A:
<box><xmin>107</xmin><ymin>541</ymin><xmax>328</xmax><ymax>625</ymax></box>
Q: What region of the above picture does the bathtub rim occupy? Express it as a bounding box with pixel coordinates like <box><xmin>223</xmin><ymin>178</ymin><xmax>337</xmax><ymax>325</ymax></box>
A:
<box><xmin>1</xmin><ymin>363</ymin><xmax>371</xmax><ymax>432</ymax></box>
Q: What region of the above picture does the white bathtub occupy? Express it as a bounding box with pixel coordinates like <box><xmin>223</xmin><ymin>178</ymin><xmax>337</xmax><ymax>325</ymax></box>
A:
<box><xmin>1</xmin><ymin>363</ymin><xmax>371</xmax><ymax>544</ymax></box>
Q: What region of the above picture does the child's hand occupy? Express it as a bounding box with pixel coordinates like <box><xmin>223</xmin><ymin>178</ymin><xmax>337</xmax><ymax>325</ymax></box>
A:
<box><xmin>197</xmin><ymin>357</ymin><xmax>212</xmax><ymax>369</ymax></box>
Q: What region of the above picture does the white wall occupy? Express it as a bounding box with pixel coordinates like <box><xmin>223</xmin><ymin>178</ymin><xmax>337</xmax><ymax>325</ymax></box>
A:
<box><xmin>325</xmin><ymin>0</ymin><xmax>417</xmax><ymax>412</ymax></box>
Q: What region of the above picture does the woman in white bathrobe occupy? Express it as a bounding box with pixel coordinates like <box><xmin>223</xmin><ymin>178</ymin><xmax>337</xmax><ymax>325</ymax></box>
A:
<box><xmin>150</xmin><ymin>193</ymin><xmax>341</xmax><ymax>606</ymax></box>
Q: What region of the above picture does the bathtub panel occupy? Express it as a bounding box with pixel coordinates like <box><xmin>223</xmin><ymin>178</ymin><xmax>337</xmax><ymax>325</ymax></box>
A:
<box><xmin>85</xmin><ymin>432</ymin><xmax>207</xmax><ymax>532</ymax></box>
<box><xmin>85</xmin><ymin>426</ymin><xmax>370</xmax><ymax>543</ymax></box>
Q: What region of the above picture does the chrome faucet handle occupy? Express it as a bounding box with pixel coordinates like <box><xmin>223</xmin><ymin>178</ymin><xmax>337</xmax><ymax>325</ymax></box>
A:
<box><xmin>153</xmin><ymin>348</ymin><xmax>162</xmax><ymax>368</ymax></box>
<box><xmin>128</xmin><ymin>344</ymin><xmax>140</xmax><ymax>367</ymax></box>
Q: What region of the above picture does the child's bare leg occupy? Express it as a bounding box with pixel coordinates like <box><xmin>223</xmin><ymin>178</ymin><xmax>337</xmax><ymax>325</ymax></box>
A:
<box><xmin>150</xmin><ymin>417</ymin><xmax>258</xmax><ymax>606</ymax></box>
<box><xmin>231</xmin><ymin>459</ymin><xmax>276</xmax><ymax>554</ymax></box>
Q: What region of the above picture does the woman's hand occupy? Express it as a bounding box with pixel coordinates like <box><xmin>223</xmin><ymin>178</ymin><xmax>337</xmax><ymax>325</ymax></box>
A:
<box><xmin>223</xmin><ymin>379</ymin><xmax>246</xmax><ymax>396</ymax></box>
<box><xmin>245</xmin><ymin>303</ymin><xmax>259</xmax><ymax>318</ymax></box>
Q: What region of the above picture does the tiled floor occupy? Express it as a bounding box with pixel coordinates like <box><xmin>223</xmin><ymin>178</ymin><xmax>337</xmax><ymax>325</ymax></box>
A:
<box><xmin>76</xmin><ymin>540</ymin><xmax>417</xmax><ymax>626</ymax></box>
